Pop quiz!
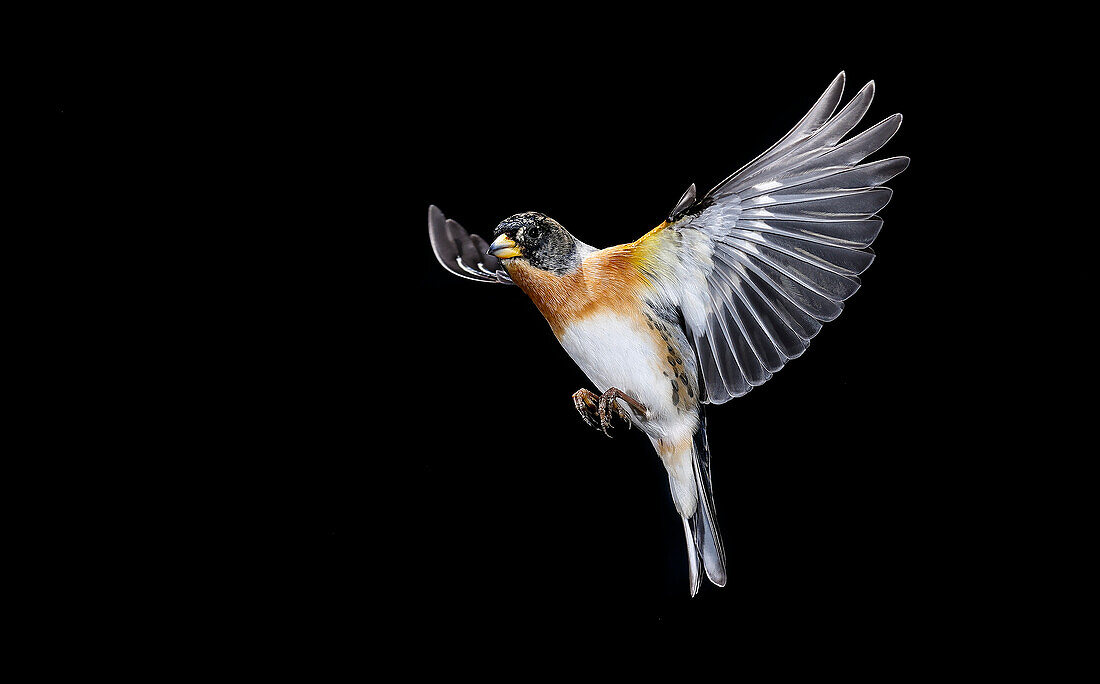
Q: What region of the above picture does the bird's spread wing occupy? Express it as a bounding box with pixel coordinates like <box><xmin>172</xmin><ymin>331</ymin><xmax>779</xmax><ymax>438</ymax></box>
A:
<box><xmin>634</xmin><ymin>72</ymin><xmax>908</xmax><ymax>404</ymax></box>
<box><xmin>428</xmin><ymin>205</ymin><xmax>513</xmax><ymax>285</ymax></box>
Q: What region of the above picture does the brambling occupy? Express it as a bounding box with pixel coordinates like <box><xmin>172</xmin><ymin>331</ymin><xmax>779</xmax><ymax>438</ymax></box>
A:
<box><xmin>429</xmin><ymin>72</ymin><xmax>907</xmax><ymax>596</ymax></box>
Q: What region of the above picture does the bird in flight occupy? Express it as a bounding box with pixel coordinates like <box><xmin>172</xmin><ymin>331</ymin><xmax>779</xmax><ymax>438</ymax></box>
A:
<box><xmin>428</xmin><ymin>72</ymin><xmax>907</xmax><ymax>596</ymax></box>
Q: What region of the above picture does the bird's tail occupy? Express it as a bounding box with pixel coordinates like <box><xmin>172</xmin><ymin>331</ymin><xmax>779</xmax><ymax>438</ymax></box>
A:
<box><xmin>682</xmin><ymin>407</ymin><xmax>727</xmax><ymax>596</ymax></box>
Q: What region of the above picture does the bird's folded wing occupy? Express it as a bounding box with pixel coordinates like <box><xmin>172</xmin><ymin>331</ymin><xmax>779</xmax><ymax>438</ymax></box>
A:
<box><xmin>638</xmin><ymin>72</ymin><xmax>908</xmax><ymax>404</ymax></box>
<box><xmin>428</xmin><ymin>205</ymin><xmax>514</xmax><ymax>284</ymax></box>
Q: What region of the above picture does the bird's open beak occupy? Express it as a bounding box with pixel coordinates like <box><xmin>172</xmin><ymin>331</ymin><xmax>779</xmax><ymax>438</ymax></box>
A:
<box><xmin>487</xmin><ymin>234</ymin><xmax>522</xmax><ymax>259</ymax></box>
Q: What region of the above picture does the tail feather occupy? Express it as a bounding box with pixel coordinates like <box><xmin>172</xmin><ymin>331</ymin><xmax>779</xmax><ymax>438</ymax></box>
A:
<box><xmin>687</xmin><ymin>408</ymin><xmax>727</xmax><ymax>589</ymax></box>
<box><xmin>658</xmin><ymin>408</ymin><xmax>727</xmax><ymax>596</ymax></box>
<box><xmin>682</xmin><ymin>518</ymin><xmax>702</xmax><ymax>597</ymax></box>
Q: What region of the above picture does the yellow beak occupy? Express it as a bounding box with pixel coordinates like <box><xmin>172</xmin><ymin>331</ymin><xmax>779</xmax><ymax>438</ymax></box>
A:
<box><xmin>487</xmin><ymin>234</ymin><xmax>522</xmax><ymax>259</ymax></box>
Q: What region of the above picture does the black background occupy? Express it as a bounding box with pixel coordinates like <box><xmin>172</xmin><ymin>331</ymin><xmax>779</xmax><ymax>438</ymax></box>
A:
<box><xmin>40</xmin><ymin>13</ymin><xmax>1031</xmax><ymax>659</ymax></box>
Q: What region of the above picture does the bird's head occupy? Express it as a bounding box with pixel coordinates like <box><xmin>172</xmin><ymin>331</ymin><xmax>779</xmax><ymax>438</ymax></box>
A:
<box><xmin>487</xmin><ymin>212</ymin><xmax>581</xmax><ymax>275</ymax></box>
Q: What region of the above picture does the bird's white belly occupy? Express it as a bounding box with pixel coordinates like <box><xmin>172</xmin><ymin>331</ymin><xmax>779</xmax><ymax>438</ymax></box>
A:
<box><xmin>558</xmin><ymin>312</ymin><xmax>675</xmax><ymax>425</ymax></box>
<box><xmin>558</xmin><ymin>310</ymin><xmax>701</xmax><ymax>512</ymax></box>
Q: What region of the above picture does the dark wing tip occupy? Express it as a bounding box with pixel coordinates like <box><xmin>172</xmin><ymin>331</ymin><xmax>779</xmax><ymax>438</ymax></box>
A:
<box><xmin>669</xmin><ymin>183</ymin><xmax>698</xmax><ymax>221</ymax></box>
<box><xmin>427</xmin><ymin>204</ymin><xmax>513</xmax><ymax>285</ymax></box>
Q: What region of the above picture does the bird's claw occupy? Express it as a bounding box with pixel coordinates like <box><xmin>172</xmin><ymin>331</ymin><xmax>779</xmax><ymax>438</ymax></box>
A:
<box><xmin>572</xmin><ymin>389</ymin><xmax>602</xmax><ymax>431</ymax></box>
<box><xmin>573</xmin><ymin>387</ymin><xmax>646</xmax><ymax>438</ymax></box>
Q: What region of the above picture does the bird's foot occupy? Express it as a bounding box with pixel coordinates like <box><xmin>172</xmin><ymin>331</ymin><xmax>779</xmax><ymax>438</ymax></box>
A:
<box><xmin>598</xmin><ymin>388</ymin><xmax>647</xmax><ymax>437</ymax></box>
<box><xmin>572</xmin><ymin>389</ymin><xmax>603</xmax><ymax>432</ymax></box>
<box><xmin>573</xmin><ymin>387</ymin><xmax>647</xmax><ymax>437</ymax></box>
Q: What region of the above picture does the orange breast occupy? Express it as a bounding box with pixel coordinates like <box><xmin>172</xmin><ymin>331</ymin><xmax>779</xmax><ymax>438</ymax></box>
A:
<box><xmin>505</xmin><ymin>245</ymin><xmax>653</xmax><ymax>338</ymax></box>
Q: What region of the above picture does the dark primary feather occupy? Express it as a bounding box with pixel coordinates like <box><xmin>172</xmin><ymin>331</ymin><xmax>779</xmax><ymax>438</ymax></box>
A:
<box><xmin>428</xmin><ymin>205</ymin><xmax>513</xmax><ymax>284</ymax></box>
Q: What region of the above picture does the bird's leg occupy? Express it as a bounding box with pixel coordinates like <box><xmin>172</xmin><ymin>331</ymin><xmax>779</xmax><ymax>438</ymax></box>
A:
<box><xmin>597</xmin><ymin>387</ymin><xmax>648</xmax><ymax>438</ymax></box>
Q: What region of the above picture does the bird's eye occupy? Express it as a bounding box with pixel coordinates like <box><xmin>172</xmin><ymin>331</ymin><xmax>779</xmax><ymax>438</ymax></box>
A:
<box><xmin>527</xmin><ymin>225</ymin><xmax>540</xmax><ymax>240</ymax></box>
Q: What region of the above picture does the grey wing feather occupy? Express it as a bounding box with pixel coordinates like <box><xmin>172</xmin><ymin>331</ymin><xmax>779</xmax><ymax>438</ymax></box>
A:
<box><xmin>667</xmin><ymin>73</ymin><xmax>907</xmax><ymax>404</ymax></box>
<box><xmin>428</xmin><ymin>205</ymin><xmax>513</xmax><ymax>284</ymax></box>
